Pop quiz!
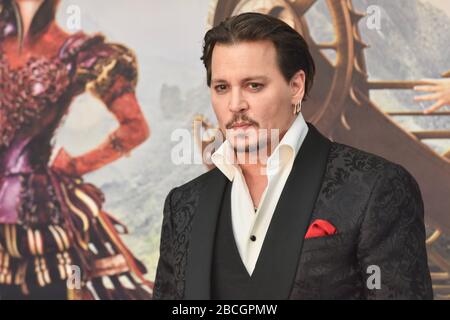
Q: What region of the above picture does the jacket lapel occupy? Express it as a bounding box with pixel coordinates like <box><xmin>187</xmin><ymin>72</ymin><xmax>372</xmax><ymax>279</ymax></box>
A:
<box><xmin>184</xmin><ymin>168</ymin><xmax>228</xmax><ymax>299</ymax></box>
<box><xmin>250</xmin><ymin>123</ymin><xmax>331</xmax><ymax>299</ymax></box>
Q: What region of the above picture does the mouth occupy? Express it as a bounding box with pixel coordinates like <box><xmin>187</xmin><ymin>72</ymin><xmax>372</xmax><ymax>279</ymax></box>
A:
<box><xmin>230</xmin><ymin>122</ymin><xmax>253</xmax><ymax>130</ymax></box>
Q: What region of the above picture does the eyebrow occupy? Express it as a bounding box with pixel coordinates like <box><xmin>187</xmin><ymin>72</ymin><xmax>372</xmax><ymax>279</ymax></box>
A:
<box><xmin>211</xmin><ymin>76</ymin><xmax>269</xmax><ymax>85</ymax></box>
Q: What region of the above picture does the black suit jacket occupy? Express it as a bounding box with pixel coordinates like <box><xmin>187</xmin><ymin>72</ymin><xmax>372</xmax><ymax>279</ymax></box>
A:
<box><xmin>153</xmin><ymin>124</ymin><xmax>433</xmax><ymax>300</ymax></box>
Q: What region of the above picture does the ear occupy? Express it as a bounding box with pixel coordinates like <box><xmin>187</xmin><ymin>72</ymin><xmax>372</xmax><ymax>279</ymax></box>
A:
<box><xmin>289</xmin><ymin>70</ymin><xmax>306</xmax><ymax>104</ymax></box>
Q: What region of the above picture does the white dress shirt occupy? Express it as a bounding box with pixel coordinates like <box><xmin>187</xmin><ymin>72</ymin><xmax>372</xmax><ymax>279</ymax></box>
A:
<box><xmin>211</xmin><ymin>113</ymin><xmax>309</xmax><ymax>276</ymax></box>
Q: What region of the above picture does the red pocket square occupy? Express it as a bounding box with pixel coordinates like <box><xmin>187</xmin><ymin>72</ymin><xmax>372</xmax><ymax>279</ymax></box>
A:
<box><xmin>304</xmin><ymin>219</ymin><xmax>337</xmax><ymax>239</ymax></box>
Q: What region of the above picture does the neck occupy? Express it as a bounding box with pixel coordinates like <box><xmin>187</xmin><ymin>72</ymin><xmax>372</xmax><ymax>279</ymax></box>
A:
<box><xmin>237</xmin><ymin>125</ymin><xmax>291</xmax><ymax>177</ymax></box>
<box><xmin>238</xmin><ymin>155</ymin><xmax>268</xmax><ymax>209</ymax></box>
<box><xmin>236</xmin><ymin>145</ymin><xmax>271</xmax><ymax>182</ymax></box>
<box><xmin>239</xmin><ymin>160</ymin><xmax>266</xmax><ymax>178</ymax></box>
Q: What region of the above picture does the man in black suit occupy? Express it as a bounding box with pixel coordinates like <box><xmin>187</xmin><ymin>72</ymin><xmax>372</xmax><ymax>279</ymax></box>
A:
<box><xmin>153</xmin><ymin>12</ymin><xmax>433</xmax><ymax>300</ymax></box>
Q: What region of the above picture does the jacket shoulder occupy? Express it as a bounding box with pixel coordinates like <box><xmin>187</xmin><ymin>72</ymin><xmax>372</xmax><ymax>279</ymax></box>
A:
<box><xmin>175</xmin><ymin>167</ymin><xmax>222</xmax><ymax>192</ymax></box>
<box><xmin>164</xmin><ymin>167</ymin><xmax>223</xmax><ymax>211</ymax></box>
<box><xmin>317</xmin><ymin>142</ymin><xmax>421</xmax><ymax>216</ymax></box>
<box><xmin>311</xmin><ymin>141</ymin><xmax>422</xmax><ymax>235</ymax></box>
<box><xmin>327</xmin><ymin>142</ymin><xmax>414</xmax><ymax>179</ymax></box>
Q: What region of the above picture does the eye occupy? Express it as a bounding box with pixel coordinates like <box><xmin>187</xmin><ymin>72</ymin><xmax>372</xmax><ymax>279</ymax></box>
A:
<box><xmin>214</xmin><ymin>84</ymin><xmax>228</xmax><ymax>93</ymax></box>
<box><xmin>248</xmin><ymin>82</ymin><xmax>264</xmax><ymax>91</ymax></box>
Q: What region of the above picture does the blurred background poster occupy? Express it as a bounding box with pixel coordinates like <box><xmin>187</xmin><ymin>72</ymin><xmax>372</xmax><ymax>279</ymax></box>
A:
<box><xmin>54</xmin><ymin>0</ymin><xmax>450</xmax><ymax>299</ymax></box>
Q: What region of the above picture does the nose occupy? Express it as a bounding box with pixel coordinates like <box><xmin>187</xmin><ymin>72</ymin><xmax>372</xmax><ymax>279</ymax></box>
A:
<box><xmin>228</xmin><ymin>87</ymin><xmax>248</xmax><ymax>113</ymax></box>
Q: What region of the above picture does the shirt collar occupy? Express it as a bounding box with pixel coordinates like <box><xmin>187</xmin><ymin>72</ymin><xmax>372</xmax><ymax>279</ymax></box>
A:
<box><xmin>211</xmin><ymin>113</ymin><xmax>309</xmax><ymax>181</ymax></box>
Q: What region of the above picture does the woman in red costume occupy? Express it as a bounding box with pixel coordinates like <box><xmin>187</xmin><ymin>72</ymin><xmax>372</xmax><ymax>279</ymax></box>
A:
<box><xmin>0</xmin><ymin>0</ymin><xmax>153</xmax><ymax>299</ymax></box>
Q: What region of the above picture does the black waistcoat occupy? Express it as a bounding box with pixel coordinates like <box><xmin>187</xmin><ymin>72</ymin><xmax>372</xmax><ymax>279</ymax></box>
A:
<box><xmin>211</xmin><ymin>182</ymin><xmax>264</xmax><ymax>299</ymax></box>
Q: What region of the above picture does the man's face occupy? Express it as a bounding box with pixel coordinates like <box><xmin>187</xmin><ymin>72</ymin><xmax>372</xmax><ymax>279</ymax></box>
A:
<box><xmin>210</xmin><ymin>40</ymin><xmax>304</xmax><ymax>155</ymax></box>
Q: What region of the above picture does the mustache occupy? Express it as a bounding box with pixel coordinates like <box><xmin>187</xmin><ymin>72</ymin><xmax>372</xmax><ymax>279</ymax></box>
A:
<box><xmin>225</xmin><ymin>114</ymin><xmax>259</xmax><ymax>129</ymax></box>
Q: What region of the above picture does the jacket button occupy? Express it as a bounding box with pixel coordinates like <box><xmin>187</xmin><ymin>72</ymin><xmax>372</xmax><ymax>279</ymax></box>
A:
<box><xmin>250</xmin><ymin>235</ymin><xmax>256</xmax><ymax>242</ymax></box>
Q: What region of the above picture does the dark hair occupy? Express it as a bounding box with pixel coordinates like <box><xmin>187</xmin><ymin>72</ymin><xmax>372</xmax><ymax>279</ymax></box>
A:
<box><xmin>0</xmin><ymin>0</ymin><xmax>59</xmax><ymax>47</ymax></box>
<box><xmin>201</xmin><ymin>12</ymin><xmax>315</xmax><ymax>98</ymax></box>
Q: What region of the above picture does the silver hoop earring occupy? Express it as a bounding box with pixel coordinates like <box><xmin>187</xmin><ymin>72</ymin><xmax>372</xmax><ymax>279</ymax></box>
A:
<box><xmin>293</xmin><ymin>101</ymin><xmax>302</xmax><ymax>115</ymax></box>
